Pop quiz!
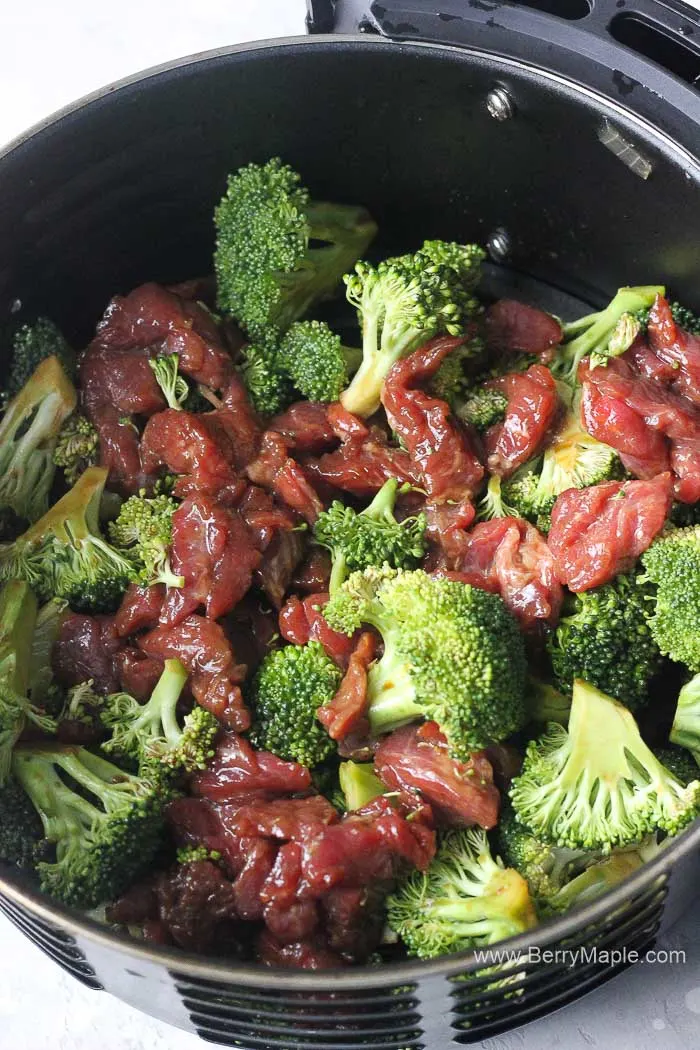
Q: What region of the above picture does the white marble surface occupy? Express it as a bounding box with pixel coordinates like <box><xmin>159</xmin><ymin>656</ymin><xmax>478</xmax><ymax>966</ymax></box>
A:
<box><xmin>1</xmin><ymin>1</ymin><xmax>700</xmax><ymax>1048</ymax></box>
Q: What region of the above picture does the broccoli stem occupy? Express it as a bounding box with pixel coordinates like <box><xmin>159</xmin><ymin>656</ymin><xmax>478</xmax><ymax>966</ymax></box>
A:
<box><xmin>339</xmin><ymin>761</ymin><xmax>384</xmax><ymax>810</ymax></box>
<box><xmin>366</xmin><ymin>627</ymin><xmax>419</xmax><ymax>735</ymax></box>
<box><xmin>136</xmin><ymin>658</ymin><xmax>189</xmax><ymax>749</ymax></box>
<box><xmin>671</xmin><ymin>674</ymin><xmax>700</xmax><ymax>765</ymax></box>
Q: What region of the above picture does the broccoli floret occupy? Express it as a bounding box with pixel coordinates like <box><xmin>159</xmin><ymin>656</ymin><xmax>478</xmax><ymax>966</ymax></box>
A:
<box><xmin>552</xmin><ymin>286</ymin><xmax>664</xmax><ymax>385</ymax></box>
<box><xmin>214</xmin><ymin>158</ymin><xmax>377</xmax><ymax>342</ymax></box>
<box><xmin>641</xmin><ymin>525</ymin><xmax>700</xmax><ymax>673</ymax></box>
<box><xmin>502</xmin><ymin>409</ymin><xmax>622</xmax><ymax>529</ymax></box>
<box><xmin>525</xmin><ymin>677</ymin><xmax>572</xmax><ymax>726</ymax></box>
<box><xmin>428</xmin><ymin>330</ymin><xmax>486</xmax><ymax>408</ymax></box>
<box><xmin>509</xmin><ymin>679</ymin><xmax>700</xmax><ymax>851</ymax></box>
<box><xmin>0</xmin><ymin>774</ymin><xmax>44</xmax><ymax>870</ymax></box>
<box><xmin>494</xmin><ymin>803</ymin><xmax>595</xmax><ymax>904</ymax></box>
<box><xmin>547</xmin><ymin>573</ymin><xmax>662</xmax><ymax>712</ymax></box>
<box><xmin>249</xmin><ymin>642</ymin><xmax>340</xmax><ymax>767</ymax></box>
<box><xmin>12</xmin><ymin>744</ymin><xmax>166</xmax><ymax>907</ymax></box>
<box><xmin>29</xmin><ymin>598</ymin><xmax>68</xmax><ymax>709</ymax></box>
<box><xmin>7</xmin><ymin>318</ymin><xmax>75</xmax><ymax>399</ymax></box>
<box><xmin>477</xmin><ymin>474</ymin><xmax>519</xmax><ymax>522</ymax></box>
<box><xmin>101</xmin><ymin>659</ymin><xmax>216</xmax><ymax>773</ymax></box>
<box><xmin>670</xmin><ymin>674</ymin><xmax>700</xmax><ymax>767</ymax></box>
<box><xmin>239</xmin><ymin>333</ymin><xmax>295</xmax><ymax>417</ymax></box>
<box><xmin>0</xmin><ymin>466</ymin><xmax>135</xmax><ymax>612</ymax></box>
<box><xmin>0</xmin><ymin>356</ymin><xmax>77</xmax><ymax>523</ymax></box>
<box><xmin>277</xmin><ymin>320</ymin><xmax>362</xmax><ymax>404</ymax></box>
<box><xmin>457</xmin><ymin>387</ymin><xmax>508</xmax><ymax>432</ymax></box>
<box><xmin>59</xmin><ymin>680</ymin><xmax>103</xmax><ymax>728</ymax></box>
<box><xmin>149</xmin><ymin>353</ymin><xmax>189</xmax><ymax>410</ymax></box>
<box><xmin>339</xmin><ymin>760</ymin><xmax>384</xmax><ymax>811</ymax></box>
<box><xmin>669</xmin><ymin>501</ymin><xmax>700</xmax><ymax>529</ymax></box>
<box><xmin>53</xmin><ymin>413</ymin><xmax>100</xmax><ymax>488</ymax></box>
<box><xmin>387</xmin><ymin>827</ymin><xmax>537</xmax><ymax>959</ymax></box>
<box><xmin>107</xmin><ymin>491</ymin><xmax>184</xmax><ymax>590</ymax></box>
<box><xmin>655</xmin><ymin>745</ymin><xmax>699</xmax><ymax>784</ymax></box>
<box><xmin>341</xmin><ymin>240</ymin><xmax>486</xmax><ymax>417</ymax></box>
<box><xmin>324</xmin><ymin>567</ymin><xmax>527</xmax><ymax>756</ymax></box>
<box><xmin>637</xmin><ymin>300</ymin><xmax>700</xmax><ymax>336</ymax></box>
<box><xmin>0</xmin><ymin>580</ymin><xmax>57</xmax><ymax>785</ymax></box>
<box><xmin>176</xmin><ymin>845</ymin><xmax>222</xmax><ymax>865</ymax></box>
<box><xmin>314</xmin><ymin>479</ymin><xmax>427</xmax><ymax>595</ymax></box>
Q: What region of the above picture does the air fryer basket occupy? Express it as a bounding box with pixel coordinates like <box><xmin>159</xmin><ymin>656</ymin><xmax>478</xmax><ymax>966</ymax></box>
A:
<box><xmin>1</xmin><ymin>12</ymin><xmax>700</xmax><ymax>1046</ymax></box>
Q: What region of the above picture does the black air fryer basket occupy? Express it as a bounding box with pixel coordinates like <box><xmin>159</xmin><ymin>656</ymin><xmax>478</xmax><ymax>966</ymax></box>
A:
<box><xmin>1</xmin><ymin>1</ymin><xmax>700</xmax><ymax>1045</ymax></box>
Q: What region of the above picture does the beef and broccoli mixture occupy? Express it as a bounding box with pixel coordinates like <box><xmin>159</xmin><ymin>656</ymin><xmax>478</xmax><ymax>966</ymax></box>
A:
<box><xmin>0</xmin><ymin>158</ymin><xmax>699</xmax><ymax>969</ymax></box>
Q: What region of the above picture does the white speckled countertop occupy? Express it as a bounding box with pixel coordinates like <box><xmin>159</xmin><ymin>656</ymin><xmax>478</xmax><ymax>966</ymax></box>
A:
<box><xmin>1</xmin><ymin>1</ymin><xmax>699</xmax><ymax>1047</ymax></box>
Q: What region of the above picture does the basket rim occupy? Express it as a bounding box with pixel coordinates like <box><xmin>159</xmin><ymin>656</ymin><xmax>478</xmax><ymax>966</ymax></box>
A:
<box><xmin>0</xmin><ymin>31</ymin><xmax>699</xmax><ymax>989</ymax></box>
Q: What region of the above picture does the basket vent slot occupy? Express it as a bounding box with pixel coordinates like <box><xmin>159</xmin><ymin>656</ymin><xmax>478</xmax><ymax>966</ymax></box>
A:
<box><xmin>447</xmin><ymin>877</ymin><xmax>667</xmax><ymax>1043</ymax></box>
<box><xmin>0</xmin><ymin>893</ymin><xmax>102</xmax><ymax>990</ymax></box>
<box><xmin>610</xmin><ymin>13</ymin><xmax>700</xmax><ymax>86</ymax></box>
<box><xmin>171</xmin><ymin>973</ymin><xmax>423</xmax><ymax>1050</ymax></box>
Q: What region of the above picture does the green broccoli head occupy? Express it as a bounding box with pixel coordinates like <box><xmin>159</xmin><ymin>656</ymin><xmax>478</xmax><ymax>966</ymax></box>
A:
<box><xmin>642</xmin><ymin>525</ymin><xmax>700</xmax><ymax>673</ymax></box>
<box><xmin>670</xmin><ymin>673</ymin><xmax>700</xmax><ymax>768</ymax></box>
<box><xmin>457</xmin><ymin>386</ymin><xmax>508</xmax><ymax>432</ymax></box>
<box><xmin>53</xmin><ymin>414</ymin><xmax>99</xmax><ymax>488</ymax></box>
<box><xmin>101</xmin><ymin>659</ymin><xmax>217</xmax><ymax>773</ymax></box>
<box><xmin>214</xmin><ymin>157</ymin><xmax>377</xmax><ymax>342</ymax></box>
<box><xmin>249</xmin><ymin>642</ymin><xmax>340</xmax><ymax>768</ymax></box>
<box><xmin>148</xmin><ymin>353</ymin><xmax>189</xmax><ymax>411</ymax></box>
<box><xmin>387</xmin><ymin>827</ymin><xmax>537</xmax><ymax>959</ymax></box>
<box><xmin>547</xmin><ymin>573</ymin><xmax>662</xmax><ymax>712</ymax></box>
<box><xmin>324</xmin><ymin>567</ymin><xmax>528</xmax><ymax>756</ymax></box>
<box><xmin>7</xmin><ymin>318</ymin><xmax>75</xmax><ymax>399</ymax></box>
<box><xmin>107</xmin><ymin>490</ymin><xmax>184</xmax><ymax>590</ymax></box>
<box><xmin>277</xmin><ymin>320</ymin><xmax>362</xmax><ymax>404</ymax></box>
<box><xmin>12</xmin><ymin>744</ymin><xmax>166</xmax><ymax>908</ymax></box>
<box><xmin>0</xmin><ymin>774</ymin><xmax>45</xmax><ymax>870</ymax></box>
<box><xmin>552</xmin><ymin>286</ymin><xmax>664</xmax><ymax>386</ymax></box>
<box><xmin>509</xmin><ymin>679</ymin><xmax>700</xmax><ymax>851</ymax></box>
<box><xmin>655</xmin><ymin>745</ymin><xmax>699</xmax><ymax>785</ymax></box>
<box><xmin>0</xmin><ymin>580</ymin><xmax>57</xmax><ymax>785</ymax></box>
<box><xmin>0</xmin><ymin>356</ymin><xmax>77</xmax><ymax>524</ymax></box>
<box><xmin>0</xmin><ymin>467</ymin><xmax>136</xmax><ymax>612</ymax></box>
<box><xmin>341</xmin><ymin>239</ymin><xmax>486</xmax><ymax>417</ymax></box>
<box><xmin>239</xmin><ymin>332</ymin><xmax>295</xmax><ymax>417</ymax></box>
<box><xmin>314</xmin><ymin>478</ymin><xmax>427</xmax><ymax>595</ymax></box>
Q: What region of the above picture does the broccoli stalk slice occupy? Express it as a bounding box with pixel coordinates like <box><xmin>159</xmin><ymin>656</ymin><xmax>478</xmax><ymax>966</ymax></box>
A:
<box><xmin>149</xmin><ymin>353</ymin><xmax>189</xmax><ymax>411</ymax></box>
<box><xmin>53</xmin><ymin>414</ymin><xmax>99</xmax><ymax>488</ymax></box>
<box><xmin>214</xmin><ymin>158</ymin><xmax>377</xmax><ymax>342</ymax></box>
<box><xmin>277</xmin><ymin>320</ymin><xmax>362</xmax><ymax>404</ymax></box>
<box><xmin>510</xmin><ymin>679</ymin><xmax>700</xmax><ymax>851</ymax></box>
<box><xmin>107</xmin><ymin>491</ymin><xmax>184</xmax><ymax>590</ymax></box>
<box><xmin>387</xmin><ymin>828</ymin><xmax>537</xmax><ymax>959</ymax></box>
<box><xmin>340</xmin><ymin>240</ymin><xmax>486</xmax><ymax>418</ymax></box>
<box><xmin>670</xmin><ymin>674</ymin><xmax>700</xmax><ymax>767</ymax></box>
<box><xmin>546</xmin><ymin>851</ymin><xmax>644</xmax><ymax>914</ymax></box>
<box><xmin>12</xmin><ymin>744</ymin><xmax>165</xmax><ymax>907</ymax></box>
<box><xmin>0</xmin><ymin>580</ymin><xmax>57</xmax><ymax>785</ymax></box>
<box><xmin>0</xmin><ymin>356</ymin><xmax>77</xmax><ymax>523</ymax></box>
<box><xmin>554</xmin><ymin>286</ymin><xmax>665</xmax><ymax>385</ymax></box>
<box><xmin>101</xmin><ymin>658</ymin><xmax>216</xmax><ymax>772</ymax></box>
<box><xmin>314</xmin><ymin>478</ymin><xmax>427</xmax><ymax>596</ymax></box>
<box><xmin>338</xmin><ymin>760</ymin><xmax>385</xmax><ymax>811</ymax></box>
<box><xmin>0</xmin><ymin>466</ymin><xmax>135</xmax><ymax>612</ymax></box>
<box><xmin>324</xmin><ymin>567</ymin><xmax>527</xmax><ymax>756</ymax></box>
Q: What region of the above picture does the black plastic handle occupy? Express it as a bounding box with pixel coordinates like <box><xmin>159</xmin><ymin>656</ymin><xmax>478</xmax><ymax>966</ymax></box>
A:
<box><xmin>306</xmin><ymin>0</ymin><xmax>337</xmax><ymax>33</ymax></box>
